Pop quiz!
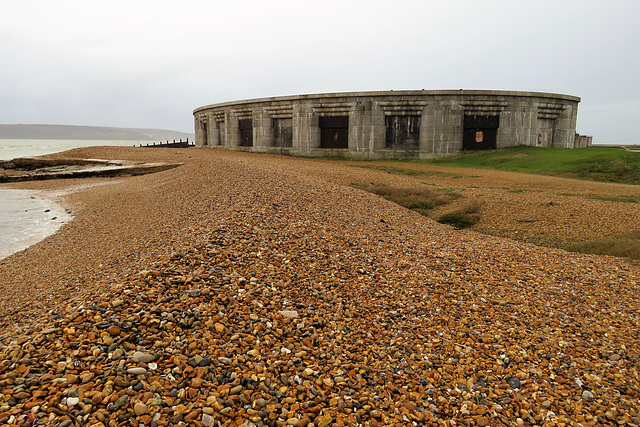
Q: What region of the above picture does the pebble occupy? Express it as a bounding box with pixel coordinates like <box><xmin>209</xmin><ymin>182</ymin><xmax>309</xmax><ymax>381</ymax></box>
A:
<box><xmin>507</xmin><ymin>376</ymin><xmax>521</xmax><ymax>389</ymax></box>
<box><xmin>229</xmin><ymin>385</ymin><xmax>243</xmax><ymax>395</ymax></box>
<box><xmin>202</xmin><ymin>413</ymin><xmax>216</xmax><ymax>427</ymax></box>
<box><xmin>581</xmin><ymin>390</ymin><xmax>595</xmax><ymax>401</ymax></box>
<box><xmin>279</xmin><ymin>309</ymin><xmax>299</xmax><ymax>318</ymax></box>
<box><xmin>218</xmin><ymin>356</ymin><xmax>232</xmax><ymax>365</ymax></box>
<box><xmin>110</xmin><ymin>395</ymin><xmax>129</xmax><ymax>412</ymax></box>
<box><xmin>134</xmin><ymin>402</ymin><xmax>148</xmax><ymax>416</ymax></box>
<box><xmin>132</xmin><ymin>351</ymin><xmax>155</xmax><ymax>363</ymax></box>
<box><xmin>0</xmin><ymin>148</ymin><xmax>639</xmax><ymax>426</ymax></box>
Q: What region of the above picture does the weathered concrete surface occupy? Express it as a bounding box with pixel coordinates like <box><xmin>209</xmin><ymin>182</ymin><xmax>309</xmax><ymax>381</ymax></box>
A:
<box><xmin>194</xmin><ymin>90</ymin><xmax>588</xmax><ymax>159</ymax></box>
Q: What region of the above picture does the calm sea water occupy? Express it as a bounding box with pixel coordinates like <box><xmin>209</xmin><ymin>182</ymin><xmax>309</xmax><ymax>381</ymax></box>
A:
<box><xmin>0</xmin><ymin>138</ymin><xmax>142</xmax><ymax>161</ymax></box>
<box><xmin>0</xmin><ymin>139</ymin><xmax>141</xmax><ymax>259</ymax></box>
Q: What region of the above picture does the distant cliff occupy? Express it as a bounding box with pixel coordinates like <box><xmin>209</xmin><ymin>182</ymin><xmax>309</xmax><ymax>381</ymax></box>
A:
<box><xmin>0</xmin><ymin>124</ymin><xmax>194</xmax><ymax>141</ymax></box>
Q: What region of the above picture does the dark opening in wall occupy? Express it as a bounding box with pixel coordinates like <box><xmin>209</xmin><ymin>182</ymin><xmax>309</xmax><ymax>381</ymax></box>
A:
<box><xmin>239</xmin><ymin>119</ymin><xmax>253</xmax><ymax>147</ymax></box>
<box><xmin>273</xmin><ymin>118</ymin><xmax>293</xmax><ymax>147</ymax></box>
<box><xmin>319</xmin><ymin>116</ymin><xmax>348</xmax><ymax>149</ymax></box>
<box><xmin>202</xmin><ymin>122</ymin><xmax>208</xmax><ymax>146</ymax></box>
<box><xmin>386</xmin><ymin>116</ymin><xmax>420</xmax><ymax>150</ymax></box>
<box><xmin>463</xmin><ymin>115</ymin><xmax>498</xmax><ymax>151</ymax></box>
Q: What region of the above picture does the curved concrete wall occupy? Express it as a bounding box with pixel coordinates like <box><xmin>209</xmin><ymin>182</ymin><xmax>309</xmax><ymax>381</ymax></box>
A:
<box><xmin>193</xmin><ymin>90</ymin><xmax>583</xmax><ymax>159</ymax></box>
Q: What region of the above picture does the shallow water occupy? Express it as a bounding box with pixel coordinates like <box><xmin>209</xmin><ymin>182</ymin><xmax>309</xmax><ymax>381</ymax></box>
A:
<box><xmin>0</xmin><ymin>139</ymin><xmax>140</xmax><ymax>259</ymax></box>
<box><xmin>0</xmin><ymin>189</ymin><xmax>72</xmax><ymax>259</ymax></box>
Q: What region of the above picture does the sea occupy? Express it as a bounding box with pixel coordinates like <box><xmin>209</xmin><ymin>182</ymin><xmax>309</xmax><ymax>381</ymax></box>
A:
<box><xmin>0</xmin><ymin>139</ymin><xmax>143</xmax><ymax>259</ymax></box>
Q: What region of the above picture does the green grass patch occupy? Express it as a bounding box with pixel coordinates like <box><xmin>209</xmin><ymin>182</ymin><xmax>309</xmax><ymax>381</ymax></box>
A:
<box><xmin>428</xmin><ymin>146</ymin><xmax>640</xmax><ymax>185</ymax></box>
<box><xmin>354</xmin><ymin>184</ymin><xmax>462</xmax><ymax>216</ymax></box>
<box><xmin>353</xmin><ymin>164</ymin><xmax>465</xmax><ymax>178</ymax></box>
<box><xmin>566</xmin><ymin>230</ymin><xmax>640</xmax><ymax>260</ymax></box>
<box><xmin>585</xmin><ymin>195</ymin><xmax>637</xmax><ymax>203</ymax></box>
<box><xmin>560</xmin><ymin>193</ymin><xmax>638</xmax><ymax>203</ymax></box>
<box><xmin>437</xmin><ymin>201</ymin><xmax>482</xmax><ymax>229</ymax></box>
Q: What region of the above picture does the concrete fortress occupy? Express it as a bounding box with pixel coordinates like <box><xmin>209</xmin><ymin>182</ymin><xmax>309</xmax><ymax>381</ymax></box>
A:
<box><xmin>193</xmin><ymin>90</ymin><xmax>591</xmax><ymax>159</ymax></box>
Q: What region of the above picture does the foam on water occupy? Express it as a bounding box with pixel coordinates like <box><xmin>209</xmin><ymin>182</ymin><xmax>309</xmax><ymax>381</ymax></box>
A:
<box><xmin>0</xmin><ymin>190</ymin><xmax>72</xmax><ymax>260</ymax></box>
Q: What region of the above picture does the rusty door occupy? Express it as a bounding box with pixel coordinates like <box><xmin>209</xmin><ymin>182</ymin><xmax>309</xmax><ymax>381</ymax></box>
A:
<box><xmin>239</xmin><ymin>119</ymin><xmax>253</xmax><ymax>147</ymax></box>
<box><xmin>462</xmin><ymin>115</ymin><xmax>498</xmax><ymax>151</ymax></box>
<box><xmin>273</xmin><ymin>118</ymin><xmax>293</xmax><ymax>147</ymax></box>
<box><xmin>319</xmin><ymin>116</ymin><xmax>348</xmax><ymax>149</ymax></box>
<box><xmin>385</xmin><ymin>115</ymin><xmax>420</xmax><ymax>150</ymax></box>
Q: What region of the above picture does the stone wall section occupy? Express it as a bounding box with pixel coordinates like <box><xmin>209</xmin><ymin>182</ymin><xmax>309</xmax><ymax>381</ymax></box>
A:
<box><xmin>194</xmin><ymin>90</ymin><xmax>586</xmax><ymax>159</ymax></box>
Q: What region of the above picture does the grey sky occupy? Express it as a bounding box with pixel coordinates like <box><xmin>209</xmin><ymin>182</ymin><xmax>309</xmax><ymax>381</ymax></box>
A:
<box><xmin>1</xmin><ymin>0</ymin><xmax>638</xmax><ymax>144</ymax></box>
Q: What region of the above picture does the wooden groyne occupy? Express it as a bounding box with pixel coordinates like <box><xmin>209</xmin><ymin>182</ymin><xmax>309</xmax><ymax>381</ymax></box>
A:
<box><xmin>137</xmin><ymin>138</ymin><xmax>194</xmax><ymax>148</ymax></box>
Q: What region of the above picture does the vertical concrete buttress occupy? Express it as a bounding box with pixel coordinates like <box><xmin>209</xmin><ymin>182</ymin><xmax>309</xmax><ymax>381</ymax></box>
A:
<box><xmin>552</xmin><ymin>104</ymin><xmax>578</xmax><ymax>148</ymax></box>
<box><xmin>254</xmin><ymin>108</ymin><xmax>273</xmax><ymax>148</ymax></box>
<box><xmin>207</xmin><ymin>113</ymin><xmax>219</xmax><ymax>147</ymax></box>
<box><xmin>370</xmin><ymin>102</ymin><xmax>386</xmax><ymax>153</ymax></box>
<box><xmin>194</xmin><ymin>116</ymin><xmax>207</xmax><ymax>147</ymax></box>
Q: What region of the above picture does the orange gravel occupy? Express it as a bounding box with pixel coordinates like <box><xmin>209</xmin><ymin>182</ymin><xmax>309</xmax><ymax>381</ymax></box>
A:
<box><xmin>0</xmin><ymin>147</ymin><xmax>638</xmax><ymax>426</ymax></box>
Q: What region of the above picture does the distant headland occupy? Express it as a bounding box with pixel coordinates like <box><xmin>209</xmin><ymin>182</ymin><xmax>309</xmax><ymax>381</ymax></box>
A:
<box><xmin>0</xmin><ymin>124</ymin><xmax>194</xmax><ymax>141</ymax></box>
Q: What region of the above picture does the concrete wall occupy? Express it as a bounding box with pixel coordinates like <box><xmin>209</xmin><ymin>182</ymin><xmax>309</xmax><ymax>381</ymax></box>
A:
<box><xmin>575</xmin><ymin>134</ymin><xmax>593</xmax><ymax>148</ymax></box>
<box><xmin>193</xmin><ymin>90</ymin><xmax>586</xmax><ymax>159</ymax></box>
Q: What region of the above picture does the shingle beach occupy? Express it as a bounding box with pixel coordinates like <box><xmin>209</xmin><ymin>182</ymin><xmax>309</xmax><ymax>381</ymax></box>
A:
<box><xmin>1</xmin><ymin>147</ymin><xmax>639</xmax><ymax>427</ymax></box>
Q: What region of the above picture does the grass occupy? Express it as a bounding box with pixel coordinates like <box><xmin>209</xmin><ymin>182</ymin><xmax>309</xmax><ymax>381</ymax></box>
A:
<box><xmin>560</xmin><ymin>193</ymin><xmax>638</xmax><ymax>203</ymax></box>
<box><xmin>354</xmin><ymin>184</ymin><xmax>462</xmax><ymax>216</ymax></box>
<box><xmin>353</xmin><ymin>164</ymin><xmax>466</xmax><ymax>178</ymax></box>
<box><xmin>566</xmin><ymin>230</ymin><xmax>640</xmax><ymax>260</ymax></box>
<box><xmin>340</xmin><ymin>146</ymin><xmax>640</xmax><ymax>185</ymax></box>
<box><xmin>437</xmin><ymin>201</ymin><xmax>482</xmax><ymax>229</ymax></box>
<box><xmin>428</xmin><ymin>145</ymin><xmax>640</xmax><ymax>185</ymax></box>
<box><xmin>344</xmin><ymin>146</ymin><xmax>640</xmax><ymax>260</ymax></box>
<box><xmin>355</xmin><ymin>183</ymin><xmax>483</xmax><ymax>230</ymax></box>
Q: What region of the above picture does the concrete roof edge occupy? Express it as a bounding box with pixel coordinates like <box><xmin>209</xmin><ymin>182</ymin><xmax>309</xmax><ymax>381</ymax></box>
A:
<box><xmin>193</xmin><ymin>90</ymin><xmax>581</xmax><ymax>115</ymax></box>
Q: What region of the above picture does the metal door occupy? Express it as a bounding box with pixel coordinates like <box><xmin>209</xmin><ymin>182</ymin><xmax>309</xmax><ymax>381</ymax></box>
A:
<box><xmin>273</xmin><ymin>118</ymin><xmax>293</xmax><ymax>147</ymax></box>
<box><xmin>319</xmin><ymin>116</ymin><xmax>348</xmax><ymax>149</ymax></box>
<box><xmin>462</xmin><ymin>115</ymin><xmax>498</xmax><ymax>151</ymax></box>
<box><xmin>239</xmin><ymin>119</ymin><xmax>253</xmax><ymax>147</ymax></box>
<box><xmin>385</xmin><ymin>115</ymin><xmax>420</xmax><ymax>150</ymax></box>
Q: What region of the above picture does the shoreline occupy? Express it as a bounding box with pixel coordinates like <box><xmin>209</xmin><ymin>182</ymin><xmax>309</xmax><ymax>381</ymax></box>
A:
<box><xmin>0</xmin><ymin>188</ymin><xmax>72</xmax><ymax>260</ymax></box>
<box><xmin>0</xmin><ymin>179</ymin><xmax>126</xmax><ymax>260</ymax></box>
<box><xmin>0</xmin><ymin>146</ymin><xmax>639</xmax><ymax>425</ymax></box>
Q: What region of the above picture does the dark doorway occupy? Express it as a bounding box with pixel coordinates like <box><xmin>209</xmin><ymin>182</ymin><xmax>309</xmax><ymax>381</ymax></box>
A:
<box><xmin>217</xmin><ymin>122</ymin><xmax>225</xmax><ymax>146</ymax></box>
<box><xmin>273</xmin><ymin>118</ymin><xmax>293</xmax><ymax>147</ymax></box>
<box><xmin>239</xmin><ymin>119</ymin><xmax>253</xmax><ymax>147</ymax></box>
<box><xmin>319</xmin><ymin>116</ymin><xmax>348</xmax><ymax>149</ymax></box>
<box><xmin>202</xmin><ymin>122</ymin><xmax>208</xmax><ymax>146</ymax></box>
<box><xmin>463</xmin><ymin>115</ymin><xmax>498</xmax><ymax>151</ymax></box>
<box><xmin>386</xmin><ymin>115</ymin><xmax>420</xmax><ymax>150</ymax></box>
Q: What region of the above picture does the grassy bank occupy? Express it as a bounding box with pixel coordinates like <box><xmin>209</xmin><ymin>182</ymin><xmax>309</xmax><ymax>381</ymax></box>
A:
<box><xmin>429</xmin><ymin>145</ymin><xmax>640</xmax><ymax>185</ymax></box>
<box><xmin>339</xmin><ymin>146</ymin><xmax>640</xmax><ymax>261</ymax></box>
<box><xmin>353</xmin><ymin>184</ymin><xmax>481</xmax><ymax>228</ymax></box>
<box><xmin>566</xmin><ymin>230</ymin><xmax>640</xmax><ymax>260</ymax></box>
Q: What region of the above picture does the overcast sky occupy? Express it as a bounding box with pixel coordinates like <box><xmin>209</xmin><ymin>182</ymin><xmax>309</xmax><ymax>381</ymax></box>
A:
<box><xmin>1</xmin><ymin>0</ymin><xmax>638</xmax><ymax>144</ymax></box>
